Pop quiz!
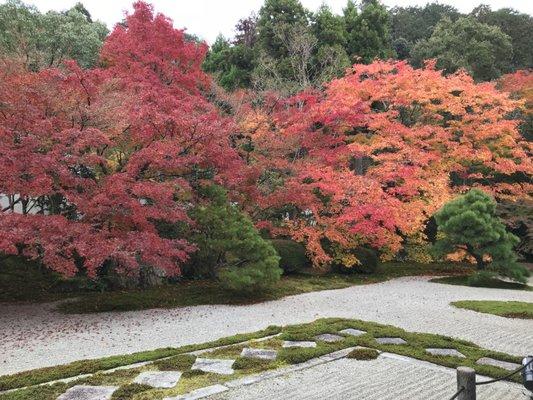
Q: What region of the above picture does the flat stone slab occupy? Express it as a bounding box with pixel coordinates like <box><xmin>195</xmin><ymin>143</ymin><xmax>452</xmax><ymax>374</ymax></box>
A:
<box><xmin>340</xmin><ymin>328</ymin><xmax>367</xmax><ymax>337</ymax></box>
<box><xmin>133</xmin><ymin>371</ymin><xmax>182</xmax><ymax>388</ymax></box>
<box><xmin>477</xmin><ymin>357</ymin><xmax>521</xmax><ymax>371</ymax></box>
<box><xmin>314</xmin><ymin>333</ymin><xmax>344</xmax><ymax>343</ymax></box>
<box><xmin>241</xmin><ymin>348</ymin><xmax>278</xmax><ymax>360</ymax></box>
<box><xmin>426</xmin><ymin>348</ymin><xmax>466</xmax><ymax>358</ymax></box>
<box><xmin>57</xmin><ymin>385</ymin><xmax>118</xmax><ymax>400</ymax></box>
<box><xmin>282</xmin><ymin>341</ymin><xmax>317</xmax><ymax>348</ymax></box>
<box><xmin>164</xmin><ymin>384</ymin><xmax>228</xmax><ymax>400</ymax></box>
<box><xmin>192</xmin><ymin>358</ymin><xmax>235</xmax><ymax>375</ymax></box>
<box><xmin>376</xmin><ymin>337</ymin><xmax>407</xmax><ymax>345</ymax></box>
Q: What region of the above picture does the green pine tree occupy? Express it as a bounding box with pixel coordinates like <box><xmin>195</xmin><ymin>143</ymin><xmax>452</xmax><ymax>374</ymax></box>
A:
<box><xmin>344</xmin><ymin>0</ymin><xmax>393</xmax><ymax>63</ymax></box>
<box><xmin>432</xmin><ymin>189</ymin><xmax>529</xmax><ymax>283</ymax></box>
<box><xmin>189</xmin><ymin>185</ymin><xmax>282</xmax><ymax>293</ymax></box>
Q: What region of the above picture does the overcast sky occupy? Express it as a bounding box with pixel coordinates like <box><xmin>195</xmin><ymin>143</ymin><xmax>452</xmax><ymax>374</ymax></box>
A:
<box><xmin>9</xmin><ymin>0</ymin><xmax>533</xmax><ymax>44</ymax></box>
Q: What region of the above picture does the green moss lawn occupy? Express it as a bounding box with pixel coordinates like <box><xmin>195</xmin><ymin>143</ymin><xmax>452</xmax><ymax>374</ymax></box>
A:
<box><xmin>0</xmin><ymin>256</ymin><xmax>470</xmax><ymax>313</ymax></box>
<box><xmin>452</xmin><ymin>300</ymin><xmax>533</xmax><ymax>319</ymax></box>
<box><xmin>431</xmin><ymin>275</ymin><xmax>532</xmax><ymax>291</ymax></box>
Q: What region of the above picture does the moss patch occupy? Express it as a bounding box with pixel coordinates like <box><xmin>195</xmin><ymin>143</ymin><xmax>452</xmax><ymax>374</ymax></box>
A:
<box><xmin>233</xmin><ymin>357</ymin><xmax>276</xmax><ymax>371</ymax></box>
<box><xmin>153</xmin><ymin>354</ymin><xmax>196</xmax><ymax>371</ymax></box>
<box><xmin>200</xmin><ymin>344</ymin><xmax>245</xmax><ymax>360</ymax></box>
<box><xmin>431</xmin><ymin>275</ymin><xmax>532</xmax><ymax>291</ymax></box>
<box><xmin>0</xmin><ymin>383</ymin><xmax>68</xmax><ymax>400</ymax></box>
<box><xmin>347</xmin><ymin>348</ymin><xmax>379</xmax><ymax>360</ymax></box>
<box><xmin>111</xmin><ymin>383</ymin><xmax>152</xmax><ymax>400</ymax></box>
<box><xmin>452</xmin><ymin>300</ymin><xmax>533</xmax><ymax>319</ymax></box>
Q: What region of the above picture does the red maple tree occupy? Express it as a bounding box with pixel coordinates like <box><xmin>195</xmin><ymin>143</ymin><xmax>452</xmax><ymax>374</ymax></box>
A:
<box><xmin>0</xmin><ymin>2</ymin><xmax>241</xmax><ymax>278</ymax></box>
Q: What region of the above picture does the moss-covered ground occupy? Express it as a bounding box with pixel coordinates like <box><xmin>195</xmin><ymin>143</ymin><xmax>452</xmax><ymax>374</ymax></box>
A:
<box><xmin>430</xmin><ymin>275</ymin><xmax>532</xmax><ymax>291</ymax></box>
<box><xmin>451</xmin><ymin>300</ymin><xmax>533</xmax><ymax>319</ymax></box>
<box><xmin>56</xmin><ymin>262</ymin><xmax>470</xmax><ymax>313</ymax></box>
<box><xmin>1</xmin><ymin>255</ymin><xmax>470</xmax><ymax>313</ymax></box>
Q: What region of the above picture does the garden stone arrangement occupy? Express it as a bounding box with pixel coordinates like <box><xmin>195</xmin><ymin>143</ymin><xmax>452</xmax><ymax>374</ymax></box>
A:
<box><xmin>282</xmin><ymin>341</ymin><xmax>317</xmax><ymax>348</ymax></box>
<box><xmin>375</xmin><ymin>337</ymin><xmax>408</xmax><ymax>345</ymax></box>
<box><xmin>314</xmin><ymin>333</ymin><xmax>344</xmax><ymax>343</ymax></box>
<box><xmin>167</xmin><ymin>384</ymin><xmax>228</xmax><ymax>400</ymax></box>
<box><xmin>476</xmin><ymin>357</ymin><xmax>521</xmax><ymax>371</ymax></box>
<box><xmin>425</xmin><ymin>348</ymin><xmax>466</xmax><ymax>358</ymax></box>
<box><xmin>240</xmin><ymin>348</ymin><xmax>278</xmax><ymax>361</ymax></box>
<box><xmin>134</xmin><ymin>371</ymin><xmax>183</xmax><ymax>388</ymax></box>
<box><xmin>57</xmin><ymin>385</ymin><xmax>118</xmax><ymax>400</ymax></box>
<box><xmin>0</xmin><ymin>318</ymin><xmax>528</xmax><ymax>400</ymax></box>
<box><xmin>339</xmin><ymin>328</ymin><xmax>367</xmax><ymax>337</ymax></box>
<box><xmin>191</xmin><ymin>358</ymin><xmax>236</xmax><ymax>375</ymax></box>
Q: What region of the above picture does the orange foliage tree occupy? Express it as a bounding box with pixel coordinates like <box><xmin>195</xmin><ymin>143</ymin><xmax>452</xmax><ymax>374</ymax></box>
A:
<box><xmin>499</xmin><ymin>70</ymin><xmax>533</xmax><ymax>141</ymax></box>
<box><xmin>235</xmin><ymin>61</ymin><xmax>532</xmax><ymax>267</ymax></box>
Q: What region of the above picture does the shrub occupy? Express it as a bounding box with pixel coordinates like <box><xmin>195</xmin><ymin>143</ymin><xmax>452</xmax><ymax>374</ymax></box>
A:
<box><xmin>334</xmin><ymin>247</ymin><xmax>379</xmax><ymax>274</ymax></box>
<box><xmin>401</xmin><ymin>233</ymin><xmax>434</xmax><ymax>263</ymax></box>
<box><xmin>270</xmin><ymin>239</ymin><xmax>309</xmax><ymax>274</ymax></box>
<box><xmin>347</xmin><ymin>348</ymin><xmax>379</xmax><ymax>360</ymax></box>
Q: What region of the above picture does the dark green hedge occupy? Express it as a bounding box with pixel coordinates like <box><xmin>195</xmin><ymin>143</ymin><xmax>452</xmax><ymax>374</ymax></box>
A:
<box><xmin>270</xmin><ymin>239</ymin><xmax>310</xmax><ymax>274</ymax></box>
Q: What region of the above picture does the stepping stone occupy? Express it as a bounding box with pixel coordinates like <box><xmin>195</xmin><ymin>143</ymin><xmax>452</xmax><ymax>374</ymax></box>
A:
<box><xmin>340</xmin><ymin>328</ymin><xmax>367</xmax><ymax>337</ymax></box>
<box><xmin>133</xmin><ymin>371</ymin><xmax>182</xmax><ymax>388</ymax></box>
<box><xmin>426</xmin><ymin>348</ymin><xmax>466</xmax><ymax>358</ymax></box>
<box><xmin>376</xmin><ymin>337</ymin><xmax>407</xmax><ymax>345</ymax></box>
<box><xmin>314</xmin><ymin>333</ymin><xmax>344</xmax><ymax>343</ymax></box>
<box><xmin>241</xmin><ymin>348</ymin><xmax>278</xmax><ymax>360</ymax></box>
<box><xmin>57</xmin><ymin>385</ymin><xmax>118</xmax><ymax>400</ymax></box>
<box><xmin>164</xmin><ymin>384</ymin><xmax>228</xmax><ymax>400</ymax></box>
<box><xmin>477</xmin><ymin>357</ymin><xmax>521</xmax><ymax>371</ymax></box>
<box><xmin>191</xmin><ymin>358</ymin><xmax>235</xmax><ymax>375</ymax></box>
<box><xmin>282</xmin><ymin>340</ymin><xmax>317</xmax><ymax>348</ymax></box>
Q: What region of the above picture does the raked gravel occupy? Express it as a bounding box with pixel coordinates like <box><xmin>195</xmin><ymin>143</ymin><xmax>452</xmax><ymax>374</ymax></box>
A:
<box><xmin>208</xmin><ymin>354</ymin><xmax>530</xmax><ymax>400</ymax></box>
<box><xmin>1</xmin><ymin>276</ymin><xmax>532</xmax><ymax>376</ymax></box>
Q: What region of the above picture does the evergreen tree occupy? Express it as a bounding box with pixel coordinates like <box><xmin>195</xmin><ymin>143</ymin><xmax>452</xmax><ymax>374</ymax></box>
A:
<box><xmin>203</xmin><ymin>35</ymin><xmax>256</xmax><ymax>91</ymax></box>
<box><xmin>188</xmin><ymin>186</ymin><xmax>282</xmax><ymax>293</ymax></box>
<box><xmin>312</xmin><ymin>4</ymin><xmax>347</xmax><ymax>48</ymax></box>
<box><xmin>390</xmin><ymin>3</ymin><xmax>461</xmax><ymax>47</ymax></box>
<box><xmin>433</xmin><ymin>189</ymin><xmax>529</xmax><ymax>283</ymax></box>
<box><xmin>344</xmin><ymin>0</ymin><xmax>393</xmax><ymax>63</ymax></box>
<box><xmin>411</xmin><ymin>16</ymin><xmax>513</xmax><ymax>81</ymax></box>
<box><xmin>0</xmin><ymin>0</ymin><xmax>108</xmax><ymax>70</ymax></box>
<box><xmin>472</xmin><ymin>5</ymin><xmax>533</xmax><ymax>70</ymax></box>
<box><xmin>257</xmin><ymin>0</ymin><xmax>310</xmax><ymax>59</ymax></box>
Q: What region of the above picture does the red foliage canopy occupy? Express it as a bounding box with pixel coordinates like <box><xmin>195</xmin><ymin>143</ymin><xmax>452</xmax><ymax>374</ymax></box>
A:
<box><xmin>0</xmin><ymin>2</ymin><xmax>241</xmax><ymax>277</ymax></box>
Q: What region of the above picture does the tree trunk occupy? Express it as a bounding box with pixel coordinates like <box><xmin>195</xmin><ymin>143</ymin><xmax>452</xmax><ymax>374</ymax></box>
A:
<box><xmin>467</xmin><ymin>245</ymin><xmax>485</xmax><ymax>270</ymax></box>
